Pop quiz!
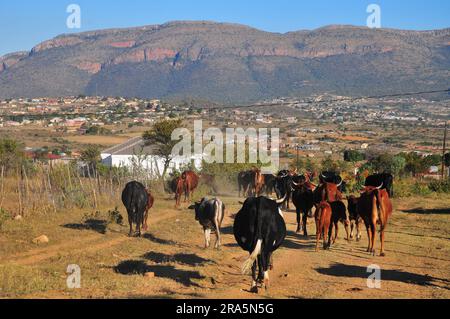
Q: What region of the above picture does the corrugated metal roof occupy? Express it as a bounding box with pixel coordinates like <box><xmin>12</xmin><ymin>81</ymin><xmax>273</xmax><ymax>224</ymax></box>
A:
<box><xmin>102</xmin><ymin>136</ymin><xmax>157</xmax><ymax>156</ymax></box>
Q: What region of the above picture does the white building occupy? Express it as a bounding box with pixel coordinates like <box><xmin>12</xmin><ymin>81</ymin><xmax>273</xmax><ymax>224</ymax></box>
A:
<box><xmin>101</xmin><ymin>136</ymin><xmax>203</xmax><ymax>178</ymax></box>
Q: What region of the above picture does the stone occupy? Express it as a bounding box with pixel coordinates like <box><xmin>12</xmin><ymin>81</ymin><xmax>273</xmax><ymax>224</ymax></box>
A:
<box><xmin>144</xmin><ymin>272</ymin><xmax>155</xmax><ymax>279</ymax></box>
<box><xmin>32</xmin><ymin>235</ymin><xmax>49</xmax><ymax>244</ymax></box>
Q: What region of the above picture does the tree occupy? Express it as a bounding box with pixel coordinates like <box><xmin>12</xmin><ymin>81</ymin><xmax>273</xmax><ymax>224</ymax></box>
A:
<box><xmin>143</xmin><ymin>119</ymin><xmax>183</xmax><ymax>179</ymax></box>
<box><xmin>80</xmin><ymin>145</ymin><xmax>101</xmax><ymax>174</ymax></box>
<box><xmin>321</xmin><ymin>156</ymin><xmax>340</xmax><ymax>172</ymax></box>
<box><xmin>445</xmin><ymin>153</ymin><xmax>450</xmax><ymax>167</ymax></box>
<box><xmin>344</xmin><ymin>150</ymin><xmax>365</xmax><ymax>162</ymax></box>
<box><xmin>400</xmin><ymin>152</ymin><xmax>428</xmax><ymax>176</ymax></box>
<box><xmin>0</xmin><ymin>138</ymin><xmax>26</xmax><ymax>175</ymax></box>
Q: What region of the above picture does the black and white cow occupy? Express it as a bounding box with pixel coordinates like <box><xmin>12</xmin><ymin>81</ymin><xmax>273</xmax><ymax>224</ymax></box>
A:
<box><xmin>121</xmin><ymin>181</ymin><xmax>149</xmax><ymax>237</ymax></box>
<box><xmin>234</xmin><ymin>196</ymin><xmax>286</xmax><ymax>293</ymax></box>
<box><xmin>189</xmin><ymin>198</ymin><xmax>225</xmax><ymax>249</ymax></box>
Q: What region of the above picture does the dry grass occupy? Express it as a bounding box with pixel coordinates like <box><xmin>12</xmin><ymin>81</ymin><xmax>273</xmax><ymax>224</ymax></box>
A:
<box><xmin>0</xmin><ymin>191</ymin><xmax>449</xmax><ymax>299</ymax></box>
<box><xmin>64</xmin><ymin>135</ymin><xmax>130</xmax><ymax>146</ymax></box>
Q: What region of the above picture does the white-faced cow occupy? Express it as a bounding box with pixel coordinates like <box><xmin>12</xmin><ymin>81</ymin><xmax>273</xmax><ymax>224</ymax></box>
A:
<box><xmin>121</xmin><ymin>181</ymin><xmax>149</xmax><ymax>237</ymax></box>
<box><xmin>189</xmin><ymin>198</ymin><xmax>225</xmax><ymax>249</ymax></box>
<box><xmin>234</xmin><ymin>196</ymin><xmax>286</xmax><ymax>293</ymax></box>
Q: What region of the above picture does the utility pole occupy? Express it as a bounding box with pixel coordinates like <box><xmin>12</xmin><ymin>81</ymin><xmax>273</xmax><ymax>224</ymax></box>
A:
<box><xmin>442</xmin><ymin>121</ymin><xmax>448</xmax><ymax>181</ymax></box>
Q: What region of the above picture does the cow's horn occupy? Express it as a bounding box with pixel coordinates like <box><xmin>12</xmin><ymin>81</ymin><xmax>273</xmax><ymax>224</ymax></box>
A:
<box><xmin>337</xmin><ymin>179</ymin><xmax>343</xmax><ymax>187</ymax></box>
<box><xmin>376</xmin><ymin>183</ymin><xmax>383</xmax><ymax>190</ymax></box>
<box><xmin>275</xmin><ymin>195</ymin><xmax>287</xmax><ymax>205</ymax></box>
<box><xmin>292</xmin><ymin>181</ymin><xmax>299</xmax><ymax>186</ymax></box>
<box><xmin>321</xmin><ymin>174</ymin><xmax>326</xmax><ymax>179</ymax></box>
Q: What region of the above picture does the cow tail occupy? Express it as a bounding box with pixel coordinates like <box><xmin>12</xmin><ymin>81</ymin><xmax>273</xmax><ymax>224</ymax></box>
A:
<box><xmin>242</xmin><ymin>239</ymin><xmax>262</xmax><ymax>275</ymax></box>
<box><xmin>375</xmin><ymin>190</ymin><xmax>385</xmax><ymax>230</ymax></box>
<box><xmin>242</xmin><ymin>202</ymin><xmax>264</xmax><ymax>275</ymax></box>
<box><xmin>129</xmin><ymin>190</ymin><xmax>137</xmax><ymax>224</ymax></box>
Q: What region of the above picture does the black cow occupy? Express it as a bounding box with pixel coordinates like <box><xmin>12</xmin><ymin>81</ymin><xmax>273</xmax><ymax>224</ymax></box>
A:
<box><xmin>263</xmin><ymin>174</ymin><xmax>276</xmax><ymax>195</ymax></box>
<box><xmin>121</xmin><ymin>181</ymin><xmax>149</xmax><ymax>237</ymax></box>
<box><xmin>328</xmin><ymin>201</ymin><xmax>350</xmax><ymax>247</ymax></box>
<box><xmin>319</xmin><ymin>171</ymin><xmax>346</xmax><ymax>192</ymax></box>
<box><xmin>238</xmin><ymin>171</ymin><xmax>253</xmax><ymax>197</ymax></box>
<box><xmin>291</xmin><ymin>182</ymin><xmax>314</xmax><ymax>236</ymax></box>
<box><xmin>189</xmin><ymin>198</ymin><xmax>225</xmax><ymax>249</ymax></box>
<box><xmin>274</xmin><ymin>170</ymin><xmax>296</xmax><ymax>210</ymax></box>
<box><xmin>234</xmin><ymin>196</ymin><xmax>286</xmax><ymax>293</ymax></box>
<box><xmin>347</xmin><ymin>196</ymin><xmax>362</xmax><ymax>241</ymax></box>
<box><xmin>364</xmin><ymin>173</ymin><xmax>394</xmax><ymax>197</ymax></box>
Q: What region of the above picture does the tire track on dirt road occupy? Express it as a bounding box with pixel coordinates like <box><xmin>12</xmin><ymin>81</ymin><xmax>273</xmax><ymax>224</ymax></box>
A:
<box><xmin>3</xmin><ymin>210</ymin><xmax>181</xmax><ymax>266</ymax></box>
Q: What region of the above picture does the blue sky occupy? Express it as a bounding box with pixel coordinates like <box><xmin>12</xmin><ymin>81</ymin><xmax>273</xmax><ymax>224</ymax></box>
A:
<box><xmin>0</xmin><ymin>0</ymin><xmax>449</xmax><ymax>56</ymax></box>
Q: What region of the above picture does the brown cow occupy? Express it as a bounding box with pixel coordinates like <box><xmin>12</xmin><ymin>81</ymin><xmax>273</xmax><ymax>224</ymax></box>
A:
<box><xmin>252</xmin><ymin>169</ymin><xmax>265</xmax><ymax>197</ymax></box>
<box><xmin>314</xmin><ymin>182</ymin><xmax>343</xmax><ymax>206</ymax></box>
<box><xmin>142</xmin><ymin>189</ymin><xmax>155</xmax><ymax>231</ymax></box>
<box><xmin>358</xmin><ymin>185</ymin><xmax>393</xmax><ymax>256</ymax></box>
<box><xmin>175</xmin><ymin>171</ymin><xmax>199</xmax><ymax>207</ymax></box>
<box><xmin>315</xmin><ymin>201</ymin><xmax>333</xmax><ymax>251</ymax></box>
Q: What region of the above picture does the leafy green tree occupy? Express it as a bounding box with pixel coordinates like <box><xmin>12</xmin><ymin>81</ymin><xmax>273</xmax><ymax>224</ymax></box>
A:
<box><xmin>143</xmin><ymin>119</ymin><xmax>183</xmax><ymax>179</ymax></box>
<box><xmin>400</xmin><ymin>152</ymin><xmax>429</xmax><ymax>176</ymax></box>
<box><xmin>81</xmin><ymin>145</ymin><xmax>101</xmax><ymax>173</ymax></box>
<box><xmin>423</xmin><ymin>154</ymin><xmax>442</xmax><ymax>167</ymax></box>
<box><xmin>321</xmin><ymin>156</ymin><xmax>340</xmax><ymax>172</ymax></box>
<box><xmin>0</xmin><ymin>138</ymin><xmax>26</xmax><ymax>175</ymax></box>
<box><xmin>344</xmin><ymin>150</ymin><xmax>365</xmax><ymax>162</ymax></box>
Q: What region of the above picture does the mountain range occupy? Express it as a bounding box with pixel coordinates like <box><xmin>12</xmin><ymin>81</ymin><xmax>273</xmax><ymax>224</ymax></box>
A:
<box><xmin>0</xmin><ymin>21</ymin><xmax>449</xmax><ymax>103</ymax></box>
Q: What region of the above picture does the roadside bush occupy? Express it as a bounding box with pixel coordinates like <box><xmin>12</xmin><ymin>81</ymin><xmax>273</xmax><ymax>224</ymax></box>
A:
<box><xmin>107</xmin><ymin>207</ymin><xmax>123</xmax><ymax>225</ymax></box>
<box><xmin>428</xmin><ymin>180</ymin><xmax>450</xmax><ymax>193</ymax></box>
<box><xmin>0</xmin><ymin>208</ymin><xmax>11</xmax><ymax>230</ymax></box>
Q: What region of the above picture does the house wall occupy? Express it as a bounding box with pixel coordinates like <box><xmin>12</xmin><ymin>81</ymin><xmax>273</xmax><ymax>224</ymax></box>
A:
<box><xmin>100</xmin><ymin>153</ymin><xmax>202</xmax><ymax>178</ymax></box>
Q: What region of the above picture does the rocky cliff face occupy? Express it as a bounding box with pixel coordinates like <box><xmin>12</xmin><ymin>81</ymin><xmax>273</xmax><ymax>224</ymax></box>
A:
<box><xmin>0</xmin><ymin>21</ymin><xmax>449</xmax><ymax>102</ymax></box>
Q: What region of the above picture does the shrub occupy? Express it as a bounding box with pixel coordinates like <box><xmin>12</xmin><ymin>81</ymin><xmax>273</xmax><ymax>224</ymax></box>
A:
<box><xmin>428</xmin><ymin>180</ymin><xmax>450</xmax><ymax>193</ymax></box>
<box><xmin>0</xmin><ymin>208</ymin><xmax>11</xmax><ymax>230</ymax></box>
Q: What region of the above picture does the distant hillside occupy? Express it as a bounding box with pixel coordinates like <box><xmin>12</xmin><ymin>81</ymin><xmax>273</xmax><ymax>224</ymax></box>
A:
<box><xmin>0</xmin><ymin>21</ymin><xmax>449</xmax><ymax>103</ymax></box>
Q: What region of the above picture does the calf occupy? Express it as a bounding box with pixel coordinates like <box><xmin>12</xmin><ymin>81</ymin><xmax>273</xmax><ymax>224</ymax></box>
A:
<box><xmin>121</xmin><ymin>181</ymin><xmax>149</xmax><ymax>237</ymax></box>
<box><xmin>189</xmin><ymin>198</ymin><xmax>225</xmax><ymax>249</ymax></box>
<box><xmin>142</xmin><ymin>189</ymin><xmax>155</xmax><ymax>232</ymax></box>
<box><xmin>347</xmin><ymin>195</ymin><xmax>362</xmax><ymax>241</ymax></box>
<box><xmin>329</xmin><ymin>201</ymin><xmax>350</xmax><ymax>246</ymax></box>
<box><xmin>358</xmin><ymin>185</ymin><xmax>393</xmax><ymax>256</ymax></box>
<box><xmin>291</xmin><ymin>182</ymin><xmax>314</xmax><ymax>236</ymax></box>
<box><xmin>234</xmin><ymin>196</ymin><xmax>286</xmax><ymax>293</ymax></box>
<box><xmin>314</xmin><ymin>201</ymin><xmax>332</xmax><ymax>251</ymax></box>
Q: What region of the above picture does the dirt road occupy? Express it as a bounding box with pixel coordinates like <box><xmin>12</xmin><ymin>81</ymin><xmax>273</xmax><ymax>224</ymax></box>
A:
<box><xmin>0</xmin><ymin>195</ymin><xmax>449</xmax><ymax>298</ymax></box>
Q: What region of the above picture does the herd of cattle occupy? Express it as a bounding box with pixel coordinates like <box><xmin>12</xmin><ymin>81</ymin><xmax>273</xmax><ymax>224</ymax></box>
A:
<box><xmin>121</xmin><ymin>169</ymin><xmax>394</xmax><ymax>292</ymax></box>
